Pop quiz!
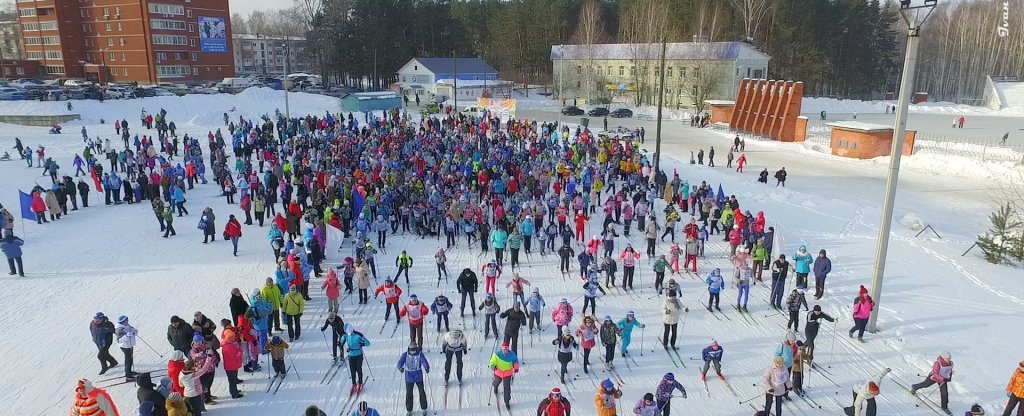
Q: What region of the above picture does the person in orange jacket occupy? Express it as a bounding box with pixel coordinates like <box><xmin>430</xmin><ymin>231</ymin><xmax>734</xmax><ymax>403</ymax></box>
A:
<box><xmin>69</xmin><ymin>378</ymin><xmax>120</xmax><ymax>416</ymax></box>
<box><xmin>374</xmin><ymin>278</ymin><xmax>403</xmax><ymax>322</ymax></box>
<box><xmin>1004</xmin><ymin>360</ymin><xmax>1024</xmax><ymax>416</ymax></box>
<box><xmin>399</xmin><ymin>294</ymin><xmax>430</xmax><ymax>347</ymax></box>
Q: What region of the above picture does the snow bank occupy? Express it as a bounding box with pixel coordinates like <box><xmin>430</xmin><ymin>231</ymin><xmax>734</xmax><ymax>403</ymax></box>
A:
<box><xmin>802</xmin><ymin>96</ymin><xmax>1024</xmax><ymax>117</ymax></box>
<box><xmin>899</xmin><ymin>213</ymin><xmax>926</xmax><ymax>231</ymax></box>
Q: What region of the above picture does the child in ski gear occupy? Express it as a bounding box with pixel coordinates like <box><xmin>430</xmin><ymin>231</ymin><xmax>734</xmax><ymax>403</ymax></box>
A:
<box><xmin>655</xmin><ymin>373</ymin><xmax>687</xmax><ymax>416</ymax></box>
<box><xmin>397</xmin><ymin>342</ymin><xmax>430</xmax><ymax>413</ymax></box>
<box><xmin>537</xmin><ymin>387</ymin><xmax>571</xmax><ymax>416</ymax></box>
<box><xmin>551</xmin><ymin>298</ymin><xmax>574</xmax><ymax>337</ymax></box>
<box><xmin>617</xmin><ymin>311</ymin><xmax>645</xmax><ymax>356</ymax></box>
<box><xmin>442</xmin><ymin>329</ymin><xmax>467</xmax><ymax>385</ymax></box>
<box><xmin>553</xmin><ymin>329</ymin><xmax>578</xmax><ymax>383</ymax></box>
<box><xmin>762</xmin><ymin>356</ymin><xmax>791</xmax><ymax>416</ymax></box>
<box><xmin>634</xmin><ymin>393</ymin><xmax>658</xmax><ymax>416</ymax></box>
<box><xmin>785</xmin><ymin>289</ymin><xmax>809</xmax><ymax>331</ymax></box>
<box><xmin>526</xmin><ymin>288</ymin><xmax>546</xmax><ymax>333</ymax></box>
<box><xmin>792</xmin><ymin>245</ymin><xmax>813</xmax><ymax>289</ymax></box>
<box><xmin>320</xmin><ymin>311</ymin><xmax>346</xmax><ymax>360</ymax></box>
<box><xmin>701</xmin><ymin>340</ymin><xmax>724</xmax><ymax>381</ymax></box>
<box><xmin>595</xmin><ymin>378</ymin><xmax>623</xmax><ymax>416</ymax></box>
<box><xmin>845</xmin><ymin>368</ymin><xmax>890</xmax><ymax>416</ymax></box>
<box><xmin>911</xmin><ymin>352</ymin><xmax>954</xmax><ymax>412</ymax></box>
<box><xmin>267</xmin><ymin>336</ymin><xmax>289</xmax><ymax>375</ymax></box>
<box><xmin>480</xmin><ymin>293</ymin><xmax>501</xmax><ymax>339</ymax></box>
<box><xmin>653</xmin><ymin>255</ymin><xmax>669</xmax><ymax>293</ymax></box>
<box><xmin>600</xmin><ymin>316</ymin><xmax>621</xmax><ymax>368</ymax></box>
<box><xmin>582</xmin><ymin>276</ymin><xmax>607</xmax><ymax>315</ymax></box>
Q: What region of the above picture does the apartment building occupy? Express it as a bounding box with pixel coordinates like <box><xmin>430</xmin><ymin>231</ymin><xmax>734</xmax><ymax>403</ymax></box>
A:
<box><xmin>16</xmin><ymin>0</ymin><xmax>234</xmax><ymax>84</ymax></box>
<box><xmin>232</xmin><ymin>34</ymin><xmax>309</xmax><ymax>76</ymax></box>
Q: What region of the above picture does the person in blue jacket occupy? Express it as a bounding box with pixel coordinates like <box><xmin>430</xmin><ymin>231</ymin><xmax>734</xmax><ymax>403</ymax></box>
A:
<box><xmin>700</xmin><ymin>339</ymin><xmax>725</xmax><ymax>381</ymax></box>
<box><xmin>1</xmin><ymin>233</ymin><xmax>25</xmax><ymax>276</ymax></box>
<box><xmin>792</xmin><ymin>245</ymin><xmax>813</xmax><ymax>290</ymax></box>
<box><xmin>520</xmin><ymin>217</ymin><xmax>535</xmax><ymax>253</ymax></box>
<box><xmin>397</xmin><ymin>342</ymin><xmax>430</xmax><ymax>413</ymax></box>
<box><xmin>349</xmin><ymin>401</ymin><xmax>380</xmax><ymax>416</ymax></box>
<box><xmin>172</xmin><ymin>186</ymin><xmax>188</xmax><ymax>216</ymax></box>
<box><xmin>616</xmin><ymin>311</ymin><xmax>645</xmax><ymax>356</ymax></box>
<box><xmin>490</xmin><ymin>227</ymin><xmax>508</xmax><ymax>267</ymax></box>
<box><xmin>372</xmin><ymin>215</ymin><xmax>389</xmax><ymax>248</ymax></box>
<box><xmin>249</xmin><ymin>289</ymin><xmax>271</xmax><ymax>353</ymax></box>
<box><xmin>343</xmin><ymin>323</ymin><xmax>370</xmax><ymax>393</ymax></box>
<box><xmin>705</xmin><ymin>268</ymin><xmax>724</xmax><ymax>312</ymax></box>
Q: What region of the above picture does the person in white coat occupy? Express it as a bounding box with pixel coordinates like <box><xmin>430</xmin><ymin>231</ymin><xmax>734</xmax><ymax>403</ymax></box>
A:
<box><xmin>660</xmin><ymin>290</ymin><xmax>687</xmax><ymax>349</ymax></box>
<box><xmin>115</xmin><ymin>315</ymin><xmax>138</xmax><ymax>380</ymax></box>
<box><xmin>762</xmin><ymin>356</ymin><xmax>791</xmax><ymax>416</ymax></box>
<box><xmin>179</xmin><ymin>354</ymin><xmax>215</xmax><ymax>416</ymax></box>
<box><xmin>845</xmin><ymin>368</ymin><xmax>891</xmax><ymax>416</ymax></box>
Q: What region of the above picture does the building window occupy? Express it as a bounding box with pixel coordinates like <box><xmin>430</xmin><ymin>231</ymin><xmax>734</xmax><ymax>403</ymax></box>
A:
<box><xmin>26</xmin><ymin>51</ymin><xmax>43</xmax><ymax>59</ymax></box>
<box><xmin>680</xmin><ymin>67</ymin><xmax>686</xmax><ymax>78</ymax></box>
<box><xmin>190</xmin><ymin>39</ymin><xmax>196</xmax><ymax>47</ymax></box>
<box><xmin>41</xmin><ymin>36</ymin><xmax>60</xmax><ymax>45</ymax></box>
<box><xmin>109</xmin><ymin>67</ymin><xmax>116</xmax><ymax>76</ymax></box>
<box><xmin>23</xmin><ymin>37</ymin><xmax>40</xmax><ymax>45</ymax></box>
<box><xmin>191</xmin><ymin>53</ymin><xmax>197</xmax><ymax>61</ymax></box>
<box><xmin>43</xmin><ymin>65</ymin><xmax>65</xmax><ymax>74</ymax></box>
<box><xmin>618</xmin><ymin>66</ymin><xmax>624</xmax><ymax>76</ymax></box>
<box><xmin>576</xmin><ymin>65</ymin><xmax>581</xmax><ymax>75</ymax></box>
<box><xmin>108</xmin><ymin>38</ymin><xmax>114</xmax><ymax>46</ymax></box>
<box><xmin>186</xmin><ymin>10</ymin><xmax>192</xmax><ymax>17</ymax></box>
<box><xmin>80</xmin><ymin>9</ymin><xmax>89</xmax><ymax>18</ymax></box>
<box><xmin>19</xmin><ymin>8</ymin><xmax>36</xmax><ymax>17</ymax></box>
<box><xmin>15</xmin><ymin>67</ymin><xmax>24</xmax><ymax>75</ymax></box>
<box><xmin>115</xmin><ymin>7</ymin><xmax>120</xmax><ymax>15</ymax></box>
<box><xmin>667</xmin><ymin>67</ymin><xmax>673</xmax><ymax>77</ymax></box>
<box><xmin>188</xmin><ymin>24</ymin><xmax>194</xmax><ymax>32</ymax></box>
<box><xmin>630</xmin><ymin>66</ymin><xmax>635</xmax><ymax>76</ymax></box>
<box><xmin>148</xmin><ymin>3</ymin><xmax>185</xmax><ymax>15</ymax></box>
<box><xmin>193</xmin><ymin>67</ymin><xmax>199</xmax><ymax>75</ymax></box>
<box><xmin>22</xmin><ymin>23</ymin><xmax>38</xmax><ymax>31</ymax></box>
<box><xmin>45</xmin><ymin>51</ymin><xmax>61</xmax><ymax>59</ymax></box>
<box><xmin>103</xmin><ymin>7</ymin><xmax>109</xmax><ymax>16</ymax></box>
<box><xmin>753</xmin><ymin>69</ymin><xmax>764</xmax><ymax>78</ymax></box>
<box><xmin>153</xmin><ymin>35</ymin><xmax>188</xmax><ymax>45</ymax></box>
<box><xmin>81</xmin><ymin>24</ymin><xmax>89</xmax><ymax>32</ymax></box>
<box><xmin>123</xmin><ymin>68</ymin><xmax>128</xmax><ymax>76</ymax></box>
<box><xmin>120</xmin><ymin>38</ymin><xmax>126</xmax><ymax>46</ymax></box>
<box><xmin>117</xmin><ymin>23</ymin><xmax>123</xmax><ymax>31</ymax></box>
<box><xmin>105</xmin><ymin>23</ymin><xmax>112</xmax><ymax>31</ymax></box>
<box><xmin>121</xmin><ymin>52</ymin><xmax>126</xmax><ymax>61</ymax></box>
<box><xmin>157</xmin><ymin>65</ymin><xmax>190</xmax><ymax>77</ymax></box>
<box><xmin>109</xmin><ymin>52</ymin><xmax>116</xmax><ymax>62</ymax></box>
<box><xmin>151</xmin><ymin>19</ymin><xmax>186</xmax><ymax>30</ymax></box>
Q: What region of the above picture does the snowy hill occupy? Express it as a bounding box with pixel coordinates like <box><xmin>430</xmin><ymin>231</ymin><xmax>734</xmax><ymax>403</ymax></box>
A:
<box><xmin>0</xmin><ymin>93</ymin><xmax>1020</xmax><ymax>416</ymax></box>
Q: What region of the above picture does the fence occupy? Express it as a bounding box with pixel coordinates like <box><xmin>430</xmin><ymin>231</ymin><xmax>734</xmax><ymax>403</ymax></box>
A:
<box><xmin>718</xmin><ymin>120</ymin><xmax>1024</xmax><ymax>164</ymax></box>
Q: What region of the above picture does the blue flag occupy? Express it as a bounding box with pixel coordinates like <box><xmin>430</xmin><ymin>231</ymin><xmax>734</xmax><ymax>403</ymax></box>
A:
<box><xmin>18</xmin><ymin>190</ymin><xmax>36</xmax><ymax>221</ymax></box>
<box><xmin>716</xmin><ymin>184</ymin><xmax>726</xmax><ymax>203</ymax></box>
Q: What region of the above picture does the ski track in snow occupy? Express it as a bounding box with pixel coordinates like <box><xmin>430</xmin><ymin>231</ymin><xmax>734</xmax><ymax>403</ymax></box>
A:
<box><xmin>0</xmin><ymin>96</ymin><xmax>1019</xmax><ymax>416</ymax></box>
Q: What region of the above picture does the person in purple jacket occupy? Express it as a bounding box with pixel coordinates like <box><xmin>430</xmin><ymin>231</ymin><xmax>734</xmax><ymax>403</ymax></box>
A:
<box><xmin>812</xmin><ymin>249</ymin><xmax>832</xmax><ymax>300</ymax></box>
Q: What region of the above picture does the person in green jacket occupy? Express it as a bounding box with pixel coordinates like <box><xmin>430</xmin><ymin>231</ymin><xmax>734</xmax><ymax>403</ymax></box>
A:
<box><xmin>261</xmin><ymin>278</ymin><xmax>284</xmax><ymax>332</ymax></box>
<box><xmin>752</xmin><ymin>240</ymin><xmax>768</xmax><ymax>282</ymax></box>
<box><xmin>162</xmin><ymin>207</ymin><xmax>176</xmax><ymax>238</ymax></box>
<box><xmin>652</xmin><ymin>255</ymin><xmax>670</xmax><ymax>294</ymax></box>
<box><xmin>507</xmin><ymin>231</ymin><xmax>523</xmax><ymax>269</ymax></box>
<box><xmin>282</xmin><ymin>285</ymin><xmax>305</xmax><ymax>341</ymax></box>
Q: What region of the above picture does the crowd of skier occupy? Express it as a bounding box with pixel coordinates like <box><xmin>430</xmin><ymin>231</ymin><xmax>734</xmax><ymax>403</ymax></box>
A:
<box><xmin>49</xmin><ymin>102</ymin><xmax>1021</xmax><ymax>416</ymax></box>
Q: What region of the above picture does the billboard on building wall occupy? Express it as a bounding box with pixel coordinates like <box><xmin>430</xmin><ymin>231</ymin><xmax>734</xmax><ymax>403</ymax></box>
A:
<box><xmin>198</xmin><ymin>16</ymin><xmax>227</xmax><ymax>53</ymax></box>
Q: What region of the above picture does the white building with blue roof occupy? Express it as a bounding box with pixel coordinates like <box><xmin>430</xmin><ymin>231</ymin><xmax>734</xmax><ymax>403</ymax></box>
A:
<box><xmin>396</xmin><ymin>57</ymin><xmax>499</xmax><ymax>98</ymax></box>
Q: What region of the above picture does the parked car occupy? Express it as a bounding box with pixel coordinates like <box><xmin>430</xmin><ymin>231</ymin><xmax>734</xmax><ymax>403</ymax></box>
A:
<box><xmin>610</xmin><ymin>108</ymin><xmax>633</xmax><ymax>118</ymax></box>
<box><xmin>0</xmin><ymin>87</ymin><xmax>29</xmax><ymax>100</ymax></box>
<box><xmin>103</xmin><ymin>86</ymin><xmax>131</xmax><ymax>99</ymax></box>
<box><xmin>461</xmin><ymin>105</ymin><xmax>485</xmax><ymax>117</ymax></box>
<box><xmin>304</xmin><ymin>87</ymin><xmax>327</xmax><ymax>95</ymax></box>
<box><xmin>561</xmin><ymin>106</ymin><xmax>585</xmax><ymax>116</ymax></box>
<box><xmin>45</xmin><ymin>89</ymin><xmax>66</xmax><ymax>101</ymax></box>
<box><xmin>587</xmin><ymin>107</ymin><xmax>610</xmax><ymax>117</ymax></box>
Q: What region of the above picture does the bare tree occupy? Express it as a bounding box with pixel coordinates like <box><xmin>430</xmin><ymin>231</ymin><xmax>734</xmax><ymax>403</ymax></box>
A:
<box><xmin>571</xmin><ymin>0</ymin><xmax>608</xmax><ymax>102</ymax></box>
<box><xmin>230</xmin><ymin>13</ymin><xmax>250</xmax><ymax>34</ymax></box>
<box><xmin>730</xmin><ymin>0</ymin><xmax>774</xmax><ymax>44</ymax></box>
<box><xmin>619</xmin><ymin>0</ymin><xmax>670</xmax><ymax>105</ymax></box>
<box><xmin>694</xmin><ymin>0</ymin><xmax>727</xmax><ymax>42</ymax></box>
<box><xmin>685</xmin><ymin>43</ymin><xmax>728</xmax><ymax>113</ymax></box>
<box><xmin>295</xmin><ymin>0</ymin><xmax>324</xmax><ymax>31</ymax></box>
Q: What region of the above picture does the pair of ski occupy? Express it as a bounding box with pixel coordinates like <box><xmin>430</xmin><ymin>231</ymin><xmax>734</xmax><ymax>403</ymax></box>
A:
<box><xmin>701</xmin><ymin>301</ymin><xmax>733</xmax><ymax>321</ymax></box>
<box><xmin>733</xmin><ymin>305</ymin><xmax>756</xmax><ymax>324</ymax></box>
<box><xmin>890</xmin><ymin>378</ymin><xmax>952</xmax><ymax>415</ymax></box>
<box><xmin>265</xmin><ymin>367</ymin><xmax>289</xmax><ymax>394</ymax></box>
<box><xmin>657</xmin><ymin>338</ymin><xmax>684</xmax><ymax>368</ymax></box>
<box><xmin>339</xmin><ymin>380</ymin><xmax>370</xmax><ymax>416</ymax></box>
<box><xmin>442</xmin><ymin>382</ymin><xmax>464</xmax><ymax>410</ymax></box>
<box><xmin>320</xmin><ymin>358</ymin><xmax>346</xmax><ymax>385</ymax></box>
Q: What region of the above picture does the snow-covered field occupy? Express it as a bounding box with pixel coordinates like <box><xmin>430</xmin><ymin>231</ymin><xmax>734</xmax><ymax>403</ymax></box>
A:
<box><xmin>2</xmin><ymin>93</ymin><xmax>1022</xmax><ymax>416</ymax></box>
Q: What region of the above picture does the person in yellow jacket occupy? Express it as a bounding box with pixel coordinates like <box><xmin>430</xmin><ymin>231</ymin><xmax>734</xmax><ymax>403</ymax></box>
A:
<box><xmin>594</xmin><ymin>378</ymin><xmax>623</xmax><ymax>416</ymax></box>
<box><xmin>165</xmin><ymin>392</ymin><xmax>191</xmax><ymax>416</ymax></box>
<box><xmin>267</xmin><ymin>336</ymin><xmax>290</xmax><ymax>375</ymax></box>
<box><xmin>1005</xmin><ymin>360</ymin><xmax>1024</xmax><ymax>416</ymax></box>
<box><xmin>282</xmin><ymin>285</ymin><xmax>305</xmax><ymax>341</ymax></box>
<box><xmin>261</xmin><ymin>277</ymin><xmax>283</xmax><ymax>332</ymax></box>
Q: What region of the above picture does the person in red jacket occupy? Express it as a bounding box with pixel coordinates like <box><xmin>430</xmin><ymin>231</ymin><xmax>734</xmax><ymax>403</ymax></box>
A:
<box><xmin>537</xmin><ymin>387</ymin><xmax>572</xmax><ymax>416</ymax></box>
<box><xmin>374</xmin><ymin>278</ymin><xmax>403</xmax><ymax>322</ymax></box>
<box><xmin>399</xmin><ymin>294</ymin><xmax>430</xmax><ymax>347</ymax></box>
<box><xmin>218</xmin><ymin>320</ymin><xmax>244</xmax><ymax>399</ymax></box>
<box><xmin>31</xmin><ymin>190</ymin><xmax>48</xmax><ymax>224</ymax></box>
<box><xmin>167</xmin><ymin>350</ymin><xmax>186</xmax><ymax>394</ymax></box>
<box><xmin>574</xmin><ymin>212</ymin><xmax>588</xmax><ymax>242</ymax></box>
<box><xmin>224</xmin><ymin>214</ymin><xmax>242</xmax><ymax>256</ymax></box>
<box><xmin>322</xmin><ymin>268</ymin><xmax>342</xmax><ymax>313</ymax></box>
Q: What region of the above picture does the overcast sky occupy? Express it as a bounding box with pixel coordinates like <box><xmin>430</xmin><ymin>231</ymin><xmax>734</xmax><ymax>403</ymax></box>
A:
<box><xmin>230</xmin><ymin>0</ymin><xmax>289</xmax><ymax>16</ymax></box>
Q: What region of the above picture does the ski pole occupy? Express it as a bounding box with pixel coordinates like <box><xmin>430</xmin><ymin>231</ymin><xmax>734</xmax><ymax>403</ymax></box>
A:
<box><xmin>828</xmin><ymin>319</ymin><xmax>838</xmax><ymax>368</ymax></box>
<box><xmin>363</xmin><ymin>355</ymin><xmax>375</xmax><ymax>381</ymax></box>
<box><xmin>640</xmin><ymin>325</ymin><xmax>645</xmax><ymax>356</ymax></box>
<box><xmin>289</xmin><ymin>355</ymin><xmax>301</xmax><ymax>380</ymax></box>
<box><xmin>739</xmin><ymin>392</ymin><xmax>763</xmax><ymax>404</ymax></box>
<box><xmin>136</xmin><ymin>335</ymin><xmax>165</xmax><ymax>358</ymax></box>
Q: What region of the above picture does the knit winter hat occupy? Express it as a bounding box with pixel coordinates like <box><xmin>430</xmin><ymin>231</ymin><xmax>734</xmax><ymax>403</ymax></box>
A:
<box><xmin>192</xmin><ymin>332</ymin><xmax>203</xmax><ymax>343</ymax></box>
<box><xmin>813</xmin><ymin>305</ymin><xmax>822</xmax><ymax>312</ymax></box>
<box><xmin>710</xmin><ymin>339</ymin><xmax>718</xmax><ymax>347</ymax></box>
<box><xmin>117</xmin><ymin>315</ymin><xmax>129</xmax><ymax>324</ymax></box>
<box><xmin>868</xmin><ymin>382</ymin><xmax>880</xmax><ymax>395</ymax></box>
<box><xmin>551</xmin><ymin>387</ymin><xmax>561</xmax><ymax>395</ymax></box>
<box><xmin>858</xmin><ymin>285</ymin><xmax>869</xmax><ymax>296</ymax></box>
<box><xmin>94</xmin><ymin>312</ymin><xmax>105</xmax><ymax>320</ymax></box>
<box><xmin>643</xmin><ymin>393</ymin><xmax>654</xmax><ymax>402</ymax></box>
<box><xmin>170</xmin><ymin>350</ymin><xmax>185</xmax><ymax>361</ymax></box>
<box><xmin>970</xmin><ymin>404</ymin><xmax>985</xmax><ymax>415</ymax></box>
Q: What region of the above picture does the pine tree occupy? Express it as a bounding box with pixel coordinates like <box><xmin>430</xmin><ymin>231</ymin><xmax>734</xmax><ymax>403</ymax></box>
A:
<box><xmin>976</xmin><ymin>203</ymin><xmax>1022</xmax><ymax>265</ymax></box>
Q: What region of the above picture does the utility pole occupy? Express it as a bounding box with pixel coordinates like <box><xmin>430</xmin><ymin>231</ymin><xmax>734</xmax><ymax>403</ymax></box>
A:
<box><xmin>452</xmin><ymin>51</ymin><xmax>458</xmax><ymax>112</ymax></box>
<box><xmin>653</xmin><ymin>37</ymin><xmax>667</xmax><ymax>173</ymax></box>
<box><xmin>868</xmin><ymin>0</ymin><xmax>936</xmax><ymax>333</ymax></box>
<box><xmin>283</xmin><ymin>43</ymin><xmax>291</xmax><ymax>120</ymax></box>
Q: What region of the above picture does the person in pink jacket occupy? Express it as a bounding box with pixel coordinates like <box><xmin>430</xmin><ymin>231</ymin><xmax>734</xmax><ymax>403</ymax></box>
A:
<box><xmin>728</xmin><ymin>225</ymin><xmax>743</xmax><ymax>258</ymax></box>
<box><xmin>911</xmin><ymin>352</ymin><xmax>954</xmax><ymax>412</ymax></box>
<box><xmin>848</xmin><ymin>286</ymin><xmax>875</xmax><ymax>342</ymax></box>
<box><xmin>619</xmin><ymin>245</ymin><xmax>641</xmax><ymax>289</ymax></box>
<box><xmin>551</xmin><ymin>298</ymin><xmax>574</xmax><ymax>338</ymax></box>
<box><xmin>322</xmin><ymin>268</ymin><xmax>341</xmax><ymax>313</ymax></box>
<box><xmin>219</xmin><ymin>320</ymin><xmax>244</xmax><ymax>399</ymax></box>
<box><xmin>586</xmin><ymin>236</ymin><xmax>601</xmax><ymax>255</ymax></box>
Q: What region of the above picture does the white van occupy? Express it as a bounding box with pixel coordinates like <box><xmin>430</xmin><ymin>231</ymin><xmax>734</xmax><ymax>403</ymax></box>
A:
<box><xmin>216</xmin><ymin>77</ymin><xmax>254</xmax><ymax>93</ymax></box>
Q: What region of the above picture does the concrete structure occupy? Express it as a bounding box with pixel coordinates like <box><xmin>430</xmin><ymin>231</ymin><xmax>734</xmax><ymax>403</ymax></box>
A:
<box><xmin>550</xmin><ymin>41</ymin><xmax>770</xmax><ymax>107</ymax></box>
<box><xmin>827</xmin><ymin>121</ymin><xmax>916</xmax><ymax>159</ymax></box>
<box><xmin>730</xmin><ymin>79</ymin><xmax>804</xmax><ymax>142</ymax></box>
<box><xmin>396</xmin><ymin>57</ymin><xmax>498</xmax><ymax>97</ymax></box>
<box><xmin>341</xmin><ymin>91</ymin><xmax>401</xmax><ymax>113</ymax></box>
<box><xmin>0</xmin><ymin>20</ymin><xmax>24</xmax><ymax>63</ymax></box>
<box><xmin>705</xmin><ymin>100</ymin><xmax>735</xmax><ymax>124</ymax></box>
<box><xmin>232</xmin><ymin>34</ymin><xmax>308</xmax><ymax>76</ymax></box>
<box><xmin>0</xmin><ymin>113</ymin><xmax>80</xmax><ymax>126</ymax></box>
<box><xmin>16</xmin><ymin>0</ymin><xmax>234</xmax><ymax>84</ymax></box>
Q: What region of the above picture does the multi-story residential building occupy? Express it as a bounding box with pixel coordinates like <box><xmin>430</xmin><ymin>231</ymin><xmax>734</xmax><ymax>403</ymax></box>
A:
<box><xmin>551</xmin><ymin>41</ymin><xmax>770</xmax><ymax>107</ymax></box>
<box><xmin>0</xmin><ymin>19</ymin><xmax>24</xmax><ymax>61</ymax></box>
<box><xmin>232</xmin><ymin>34</ymin><xmax>308</xmax><ymax>76</ymax></box>
<box><xmin>16</xmin><ymin>0</ymin><xmax>234</xmax><ymax>84</ymax></box>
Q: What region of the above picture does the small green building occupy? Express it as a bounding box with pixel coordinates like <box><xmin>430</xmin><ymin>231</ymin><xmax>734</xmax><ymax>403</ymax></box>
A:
<box><xmin>341</xmin><ymin>91</ymin><xmax>402</xmax><ymax>113</ymax></box>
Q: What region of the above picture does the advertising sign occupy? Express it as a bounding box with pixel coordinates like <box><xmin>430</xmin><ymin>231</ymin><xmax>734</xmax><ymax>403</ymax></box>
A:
<box><xmin>198</xmin><ymin>16</ymin><xmax>227</xmax><ymax>53</ymax></box>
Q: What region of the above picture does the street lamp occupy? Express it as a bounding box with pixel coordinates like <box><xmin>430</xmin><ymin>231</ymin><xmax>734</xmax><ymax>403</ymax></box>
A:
<box><xmin>281</xmin><ymin>42</ymin><xmax>290</xmax><ymax>121</ymax></box>
<box><xmin>867</xmin><ymin>0</ymin><xmax>937</xmax><ymax>333</ymax></box>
